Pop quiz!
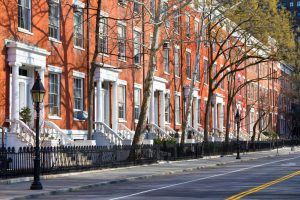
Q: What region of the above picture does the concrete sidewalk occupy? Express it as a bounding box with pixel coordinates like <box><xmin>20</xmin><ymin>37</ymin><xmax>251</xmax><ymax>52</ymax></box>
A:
<box><xmin>0</xmin><ymin>147</ymin><xmax>299</xmax><ymax>200</ymax></box>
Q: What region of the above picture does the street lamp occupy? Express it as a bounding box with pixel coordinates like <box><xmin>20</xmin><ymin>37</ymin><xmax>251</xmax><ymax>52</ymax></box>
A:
<box><xmin>235</xmin><ymin>109</ymin><xmax>241</xmax><ymax>159</ymax></box>
<box><xmin>30</xmin><ymin>73</ymin><xmax>45</xmax><ymax>190</ymax></box>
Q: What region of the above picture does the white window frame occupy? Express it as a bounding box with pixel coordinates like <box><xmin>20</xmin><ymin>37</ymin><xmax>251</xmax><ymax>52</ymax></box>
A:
<box><xmin>185</xmin><ymin>13</ymin><xmax>190</xmax><ymax>38</ymax></box>
<box><xmin>74</xmin><ymin>8</ymin><xmax>84</xmax><ymax>48</ymax></box>
<box><xmin>175</xmin><ymin>94</ymin><xmax>181</xmax><ymax>125</ymax></box>
<box><xmin>99</xmin><ymin>16</ymin><xmax>108</xmax><ymax>54</ymax></box>
<box><xmin>49</xmin><ymin>0</ymin><xmax>60</xmax><ymax>40</ymax></box>
<box><xmin>174</xmin><ymin>46</ymin><xmax>180</xmax><ymax>77</ymax></box>
<box><xmin>134</xmin><ymin>87</ymin><xmax>141</xmax><ymax>120</ymax></box>
<box><xmin>186</xmin><ymin>50</ymin><xmax>191</xmax><ymax>79</ymax></box>
<box><xmin>118</xmin><ymin>84</ymin><xmax>126</xmax><ymax>119</ymax></box>
<box><xmin>48</xmin><ymin>72</ymin><xmax>61</xmax><ymax>117</ymax></box>
<box><xmin>133</xmin><ymin>30</ymin><xmax>141</xmax><ymax>65</ymax></box>
<box><xmin>118</xmin><ymin>22</ymin><xmax>126</xmax><ymax>60</ymax></box>
<box><xmin>163</xmin><ymin>47</ymin><xmax>169</xmax><ymax>73</ymax></box>
<box><xmin>165</xmin><ymin>92</ymin><xmax>170</xmax><ymax>123</ymax></box>
<box><xmin>73</xmin><ymin>77</ymin><xmax>84</xmax><ymax>111</ymax></box>
<box><xmin>18</xmin><ymin>0</ymin><xmax>32</xmax><ymax>32</ymax></box>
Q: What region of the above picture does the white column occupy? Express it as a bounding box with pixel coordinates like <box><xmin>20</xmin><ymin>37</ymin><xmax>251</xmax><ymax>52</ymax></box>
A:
<box><xmin>96</xmin><ymin>80</ymin><xmax>102</xmax><ymax>122</ymax></box>
<box><xmin>193</xmin><ymin>98</ymin><xmax>198</xmax><ymax>128</ymax></box>
<box><xmin>159</xmin><ymin>91</ymin><xmax>165</xmax><ymax>129</ymax></box>
<box><xmin>220</xmin><ymin>104</ymin><xmax>224</xmax><ymax>131</ymax></box>
<box><xmin>214</xmin><ymin>103</ymin><xmax>217</xmax><ymax>133</ymax></box>
<box><xmin>10</xmin><ymin>62</ymin><xmax>21</xmax><ymax>120</ymax></box>
<box><xmin>37</xmin><ymin>68</ymin><xmax>45</xmax><ymax>121</ymax></box>
<box><xmin>149</xmin><ymin>87</ymin><xmax>155</xmax><ymax>124</ymax></box>
<box><xmin>111</xmin><ymin>82</ymin><xmax>118</xmax><ymax>132</ymax></box>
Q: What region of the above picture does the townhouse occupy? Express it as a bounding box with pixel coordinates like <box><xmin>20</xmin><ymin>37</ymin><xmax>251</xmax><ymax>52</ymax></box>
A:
<box><xmin>0</xmin><ymin>0</ymin><xmax>294</xmax><ymax>147</ymax></box>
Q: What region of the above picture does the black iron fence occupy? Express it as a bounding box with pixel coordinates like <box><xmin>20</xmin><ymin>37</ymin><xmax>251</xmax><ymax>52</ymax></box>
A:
<box><xmin>0</xmin><ymin>140</ymin><xmax>298</xmax><ymax>179</ymax></box>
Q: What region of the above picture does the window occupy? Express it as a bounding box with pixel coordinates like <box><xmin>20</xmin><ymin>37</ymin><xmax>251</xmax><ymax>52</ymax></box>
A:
<box><xmin>174</xmin><ymin>10</ymin><xmax>179</xmax><ymax>33</ymax></box>
<box><xmin>74</xmin><ymin>9</ymin><xmax>84</xmax><ymax>48</ymax></box>
<box><xmin>134</xmin><ymin>31</ymin><xmax>141</xmax><ymax>65</ymax></box>
<box><xmin>133</xmin><ymin>0</ymin><xmax>141</xmax><ymax>13</ymax></box>
<box><xmin>194</xmin><ymin>20</ymin><xmax>199</xmax><ymax>37</ymax></box>
<box><xmin>99</xmin><ymin>17</ymin><xmax>108</xmax><ymax>53</ymax></box>
<box><xmin>74</xmin><ymin>78</ymin><xmax>83</xmax><ymax>110</ymax></box>
<box><xmin>185</xmin><ymin>14</ymin><xmax>190</xmax><ymax>37</ymax></box>
<box><xmin>290</xmin><ymin>2</ymin><xmax>294</xmax><ymax>7</ymax></box>
<box><xmin>118</xmin><ymin>24</ymin><xmax>126</xmax><ymax>60</ymax></box>
<box><xmin>150</xmin><ymin>0</ymin><xmax>155</xmax><ymax>17</ymax></box>
<box><xmin>165</xmin><ymin>94</ymin><xmax>170</xmax><ymax>123</ymax></box>
<box><xmin>198</xmin><ymin>99</ymin><xmax>201</xmax><ymax>124</ymax></box>
<box><xmin>298</xmin><ymin>1</ymin><xmax>300</xmax><ymax>7</ymax></box>
<box><xmin>163</xmin><ymin>47</ymin><xmax>169</xmax><ymax>73</ymax></box>
<box><xmin>195</xmin><ymin>62</ymin><xmax>199</xmax><ymax>81</ymax></box>
<box><xmin>186</xmin><ymin>51</ymin><xmax>191</xmax><ymax>79</ymax></box>
<box><xmin>213</xmin><ymin>64</ymin><xmax>217</xmax><ymax>78</ymax></box>
<box><xmin>204</xmin><ymin>59</ymin><xmax>208</xmax><ymax>84</ymax></box>
<box><xmin>175</xmin><ymin>95</ymin><xmax>180</xmax><ymax>124</ymax></box>
<box><xmin>134</xmin><ymin>88</ymin><xmax>140</xmax><ymax>120</ymax></box>
<box><xmin>118</xmin><ymin>85</ymin><xmax>126</xmax><ymax>119</ymax></box>
<box><xmin>220</xmin><ymin>72</ymin><xmax>224</xmax><ymax>89</ymax></box>
<box><xmin>49</xmin><ymin>0</ymin><xmax>60</xmax><ymax>40</ymax></box>
<box><xmin>162</xmin><ymin>2</ymin><xmax>169</xmax><ymax>27</ymax></box>
<box><xmin>174</xmin><ymin>47</ymin><xmax>180</xmax><ymax>76</ymax></box>
<box><xmin>18</xmin><ymin>0</ymin><xmax>31</xmax><ymax>31</ymax></box>
<box><xmin>49</xmin><ymin>73</ymin><xmax>60</xmax><ymax>116</ymax></box>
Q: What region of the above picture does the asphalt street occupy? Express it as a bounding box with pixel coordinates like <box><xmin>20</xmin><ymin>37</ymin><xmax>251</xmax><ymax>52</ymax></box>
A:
<box><xmin>33</xmin><ymin>153</ymin><xmax>300</xmax><ymax>200</ymax></box>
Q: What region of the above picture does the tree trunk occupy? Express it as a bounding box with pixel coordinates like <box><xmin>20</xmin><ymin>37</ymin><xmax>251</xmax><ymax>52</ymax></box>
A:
<box><xmin>203</xmin><ymin>92</ymin><xmax>212</xmax><ymax>142</ymax></box>
<box><xmin>87</xmin><ymin>0</ymin><xmax>102</xmax><ymax>140</ymax></box>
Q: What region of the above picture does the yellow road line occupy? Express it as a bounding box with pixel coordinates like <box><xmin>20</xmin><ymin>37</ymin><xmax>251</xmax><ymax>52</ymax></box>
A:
<box><xmin>226</xmin><ymin>170</ymin><xmax>300</xmax><ymax>200</ymax></box>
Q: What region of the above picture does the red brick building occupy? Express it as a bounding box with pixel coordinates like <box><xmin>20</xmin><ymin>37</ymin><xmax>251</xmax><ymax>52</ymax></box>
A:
<box><xmin>0</xmin><ymin>0</ymin><xmax>293</xmax><ymax>146</ymax></box>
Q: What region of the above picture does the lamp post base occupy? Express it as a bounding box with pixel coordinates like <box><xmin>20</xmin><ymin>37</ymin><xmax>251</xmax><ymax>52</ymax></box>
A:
<box><xmin>236</xmin><ymin>154</ymin><xmax>241</xmax><ymax>159</ymax></box>
<box><xmin>30</xmin><ymin>180</ymin><xmax>43</xmax><ymax>190</ymax></box>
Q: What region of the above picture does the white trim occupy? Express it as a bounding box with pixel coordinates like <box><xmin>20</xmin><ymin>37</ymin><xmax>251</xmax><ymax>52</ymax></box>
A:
<box><xmin>134</xmin><ymin>26</ymin><xmax>142</xmax><ymax>32</ymax></box>
<box><xmin>48</xmin><ymin>65</ymin><xmax>62</xmax><ymax>73</ymax></box>
<box><xmin>134</xmin><ymin>83</ymin><xmax>142</xmax><ymax>89</ymax></box>
<box><xmin>100</xmin><ymin>10</ymin><xmax>109</xmax><ymax>17</ymax></box>
<box><xmin>5</xmin><ymin>40</ymin><xmax>50</xmax><ymax>56</ymax></box>
<box><xmin>175</xmin><ymin>91</ymin><xmax>181</xmax><ymax>96</ymax></box>
<box><xmin>49</xmin><ymin>37</ymin><xmax>62</xmax><ymax>44</ymax></box>
<box><xmin>153</xmin><ymin>76</ymin><xmax>168</xmax><ymax>84</ymax></box>
<box><xmin>174</xmin><ymin>45</ymin><xmax>180</xmax><ymax>49</ymax></box>
<box><xmin>186</xmin><ymin>48</ymin><xmax>192</xmax><ymax>53</ymax></box>
<box><xmin>118</xmin><ymin>20</ymin><xmax>127</xmax><ymax>26</ymax></box>
<box><xmin>73</xmin><ymin>70</ymin><xmax>85</xmax><ymax>78</ymax></box>
<box><xmin>118</xmin><ymin>79</ymin><xmax>127</xmax><ymax>86</ymax></box>
<box><xmin>48</xmin><ymin>116</ymin><xmax>62</xmax><ymax>120</ymax></box>
<box><xmin>18</xmin><ymin>28</ymin><xmax>34</xmax><ymax>36</ymax></box>
<box><xmin>73</xmin><ymin>0</ymin><xmax>85</xmax><ymax>8</ymax></box>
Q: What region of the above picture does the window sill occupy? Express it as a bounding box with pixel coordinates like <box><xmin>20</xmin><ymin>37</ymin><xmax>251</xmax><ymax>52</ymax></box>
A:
<box><xmin>73</xmin><ymin>118</ymin><xmax>86</xmax><ymax>122</ymax></box>
<box><xmin>187</xmin><ymin>78</ymin><xmax>191</xmax><ymax>80</ymax></box>
<box><xmin>48</xmin><ymin>116</ymin><xmax>62</xmax><ymax>120</ymax></box>
<box><xmin>99</xmin><ymin>52</ymin><xmax>109</xmax><ymax>57</ymax></box>
<box><xmin>164</xmin><ymin>72</ymin><xmax>170</xmax><ymax>75</ymax></box>
<box><xmin>18</xmin><ymin>27</ymin><xmax>33</xmax><ymax>35</ymax></box>
<box><xmin>165</xmin><ymin>122</ymin><xmax>171</xmax><ymax>125</ymax></box>
<box><xmin>118</xmin><ymin>119</ymin><xmax>127</xmax><ymax>123</ymax></box>
<box><xmin>74</xmin><ymin>46</ymin><xmax>85</xmax><ymax>51</ymax></box>
<box><xmin>118</xmin><ymin>58</ymin><xmax>126</xmax><ymax>62</ymax></box>
<box><xmin>49</xmin><ymin>37</ymin><xmax>62</xmax><ymax>44</ymax></box>
<box><xmin>175</xmin><ymin>75</ymin><xmax>181</xmax><ymax>79</ymax></box>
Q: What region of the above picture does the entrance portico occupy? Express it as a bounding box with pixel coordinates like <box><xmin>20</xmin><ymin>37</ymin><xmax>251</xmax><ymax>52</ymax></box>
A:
<box><xmin>6</xmin><ymin>40</ymin><xmax>50</xmax><ymax>124</ymax></box>
<box><xmin>94</xmin><ymin>66</ymin><xmax>120</xmax><ymax>132</ymax></box>
<box><xmin>149</xmin><ymin>76</ymin><xmax>167</xmax><ymax>129</ymax></box>
<box><xmin>212</xmin><ymin>93</ymin><xmax>225</xmax><ymax>134</ymax></box>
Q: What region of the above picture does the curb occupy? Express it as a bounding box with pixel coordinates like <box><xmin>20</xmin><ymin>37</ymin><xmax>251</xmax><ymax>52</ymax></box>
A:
<box><xmin>11</xmin><ymin>148</ymin><xmax>300</xmax><ymax>200</ymax></box>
